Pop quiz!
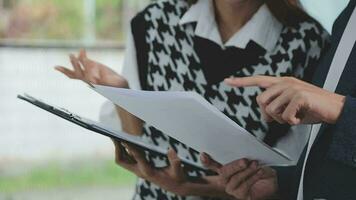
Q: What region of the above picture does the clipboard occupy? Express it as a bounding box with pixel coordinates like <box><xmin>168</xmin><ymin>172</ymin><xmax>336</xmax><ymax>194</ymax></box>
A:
<box><xmin>17</xmin><ymin>94</ymin><xmax>207</xmax><ymax>172</ymax></box>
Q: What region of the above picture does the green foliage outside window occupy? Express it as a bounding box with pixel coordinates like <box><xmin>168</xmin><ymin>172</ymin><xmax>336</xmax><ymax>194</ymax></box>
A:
<box><xmin>0</xmin><ymin>0</ymin><xmax>140</xmax><ymax>42</ymax></box>
<box><xmin>0</xmin><ymin>0</ymin><xmax>84</xmax><ymax>40</ymax></box>
<box><xmin>96</xmin><ymin>0</ymin><xmax>124</xmax><ymax>41</ymax></box>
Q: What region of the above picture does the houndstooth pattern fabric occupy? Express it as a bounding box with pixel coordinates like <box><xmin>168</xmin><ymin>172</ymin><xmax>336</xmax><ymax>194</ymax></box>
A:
<box><xmin>130</xmin><ymin>0</ymin><xmax>329</xmax><ymax>200</ymax></box>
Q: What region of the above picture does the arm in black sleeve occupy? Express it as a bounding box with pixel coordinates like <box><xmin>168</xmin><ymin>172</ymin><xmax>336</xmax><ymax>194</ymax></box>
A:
<box><xmin>328</xmin><ymin>96</ymin><xmax>356</xmax><ymax>167</ymax></box>
<box><xmin>272</xmin><ymin>166</ymin><xmax>296</xmax><ymax>199</ymax></box>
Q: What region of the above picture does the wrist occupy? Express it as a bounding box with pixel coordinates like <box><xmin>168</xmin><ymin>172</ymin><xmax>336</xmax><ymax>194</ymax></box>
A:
<box><xmin>328</xmin><ymin>94</ymin><xmax>346</xmax><ymax>124</ymax></box>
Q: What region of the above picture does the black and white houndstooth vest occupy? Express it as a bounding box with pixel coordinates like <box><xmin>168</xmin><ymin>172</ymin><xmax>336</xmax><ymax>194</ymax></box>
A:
<box><xmin>129</xmin><ymin>0</ymin><xmax>329</xmax><ymax>199</ymax></box>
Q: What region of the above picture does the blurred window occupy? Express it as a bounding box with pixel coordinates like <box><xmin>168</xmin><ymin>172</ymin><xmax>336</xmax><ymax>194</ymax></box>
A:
<box><xmin>0</xmin><ymin>0</ymin><xmax>149</xmax><ymax>47</ymax></box>
<box><xmin>0</xmin><ymin>0</ymin><xmax>350</xmax><ymax>47</ymax></box>
<box><xmin>300</xmin><ymin>0</ymin><xmax>349</xmax><ymax>33</ymax></box>
<box><xmin>0</xmin><ymin>1</ymin><xmax>152</xmax><ymax>198</ymax></box>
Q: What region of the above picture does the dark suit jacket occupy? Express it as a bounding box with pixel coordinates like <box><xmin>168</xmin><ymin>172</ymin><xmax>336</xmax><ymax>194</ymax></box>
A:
<box><xmin>277</xmin><ymin>0</ymin><xmax>356</xmax><ymax>199</ymax></box>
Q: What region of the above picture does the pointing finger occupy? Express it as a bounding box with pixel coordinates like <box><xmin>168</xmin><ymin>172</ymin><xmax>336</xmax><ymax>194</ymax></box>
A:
<box><xmin>225</xmin><ymin>76</ymin><xmax>281</xmax><ymax>88</ymax></box>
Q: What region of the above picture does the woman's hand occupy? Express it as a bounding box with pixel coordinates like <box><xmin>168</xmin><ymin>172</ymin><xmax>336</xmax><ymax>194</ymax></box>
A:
<box><xmin>201</xmin><ymin>153</ymin><xmax>278</xmax><ymax>200</ymax></box>
<box><xmin>56</xmin><ymin>49</ymin><xmax>143</xmax><ymax>134</ymax></box>
<box><xmin>113</xmin><ymin>140</ymin><xmax>230</xmax><ymax>198</ymax></box>
<box><xmin>225</xmin><ymin>76</ymin><xmax>346</xmax><ymax>125</ymax></box>
<box><xmin>55</xmin><ymin>49</ymin><xmax>128</xmax><ymax>88</ymax></box>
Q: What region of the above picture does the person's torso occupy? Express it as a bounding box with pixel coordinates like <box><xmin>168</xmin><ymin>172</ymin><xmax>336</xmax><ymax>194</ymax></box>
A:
<box><xmin>130</xmin><ymin>0</ymin><xmax>328</xmax><ymax>199</ymax></box>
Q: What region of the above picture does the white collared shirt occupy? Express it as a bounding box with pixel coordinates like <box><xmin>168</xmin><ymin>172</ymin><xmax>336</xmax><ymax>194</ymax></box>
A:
<box><xmin>179</xmin><ymin>0</ymin><xmax>283</xmax><ymax>50</ymax></box>
<box><xmin>121</xmin><ymin>0</ymin><xmax>283</xmax><ymax>90</ymax></box>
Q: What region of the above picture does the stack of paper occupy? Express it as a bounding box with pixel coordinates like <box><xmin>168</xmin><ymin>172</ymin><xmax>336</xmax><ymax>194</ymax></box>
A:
<box><xmin>91</xmin><ymin>85</ymin><xmax>308</xmax><ymax>166</ymax></box>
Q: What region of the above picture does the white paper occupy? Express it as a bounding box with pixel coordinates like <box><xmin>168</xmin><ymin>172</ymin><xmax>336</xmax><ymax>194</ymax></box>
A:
<box><xmin>92</xmin><ymin>85</ymin><xmax>294</xmax><ymax>166</ymax></box>
<box><xmin>273</xmin><ymin>124</ymin><xmax>311</xmax><ymax>165</ymax></box>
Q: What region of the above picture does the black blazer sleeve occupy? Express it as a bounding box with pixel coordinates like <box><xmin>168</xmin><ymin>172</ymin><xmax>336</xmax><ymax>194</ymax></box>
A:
<box><xmin>328</xmin><ymin>95</ymin><xmax>356</xmax><ymax>167</ymax></box>
<box><xmin>273</xmin><ymin>166</ymin><xmax>297</xmax><ymax>199</ymax></box>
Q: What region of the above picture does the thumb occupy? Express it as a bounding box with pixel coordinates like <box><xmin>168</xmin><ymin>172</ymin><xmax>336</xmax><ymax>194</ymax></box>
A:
<box><xmin>200</xmin><ymin>152</ymin><xmax>222</xmax><ymax>173</ymax></box>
